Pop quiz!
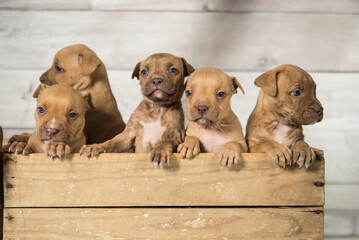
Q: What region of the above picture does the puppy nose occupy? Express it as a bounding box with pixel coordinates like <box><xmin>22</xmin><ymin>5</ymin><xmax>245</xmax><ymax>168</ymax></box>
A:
<box><xmin>196</xmin><ymin>105</ymin><xmax>209</xmax><ymax>115</ymax></box>
<box><xmin>39</xmin><ymin>73</ymin><xmax>47</xmax><ymax>83</ymax></box>
<box><xmin>314</xmin><ymin>105</ymin><xmax>323</xmax><ymax>114</ymax></box>
<box><xmin>46</xmin><ymin>128</ymin><xmax>59</xmax><ymax>136</ymax></box>
<box><xmin>152</xmin><ymin>78</ymin><xmax>163</xmax><ymax>86</ymax></box>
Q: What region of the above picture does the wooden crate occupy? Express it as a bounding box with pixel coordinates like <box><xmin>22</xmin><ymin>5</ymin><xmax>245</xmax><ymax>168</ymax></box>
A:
<box><xmin>1</xmin><ymin>152</ymin><xmax>324</xmax><ymax>239</ymax></box>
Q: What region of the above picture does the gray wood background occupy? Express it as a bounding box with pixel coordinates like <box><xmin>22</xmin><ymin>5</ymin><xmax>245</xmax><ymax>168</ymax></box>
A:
<box><xmin>0</xmin><ymin>0</ymin><xmax>358</xmax><ymax>238</ymax></box>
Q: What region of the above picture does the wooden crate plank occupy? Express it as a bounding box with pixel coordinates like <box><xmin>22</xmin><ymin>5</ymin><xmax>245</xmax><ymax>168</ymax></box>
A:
<box><xmin>3</xmin><ymin>207</ymin><xmax>324</xmax><ymax>239</ymax></box>
<box><xmin>0</xmin><ymin>11</ymin><xmax>358</xmax><ymax>71</ymax></box>
<box><xmin>1</xmin><ymin>0</ymin><xmax>358</xmax><ymax>13</ymax></box>
<box><xmin>3</xmin><ymin>153</ymin><xmax>324</xmax><ymax>207</ymax></box>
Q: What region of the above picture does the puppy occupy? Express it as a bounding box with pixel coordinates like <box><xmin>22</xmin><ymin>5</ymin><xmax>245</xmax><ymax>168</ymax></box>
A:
<box><xmin>246</xmin><ymin>64</ymin><xmax>323</xmax><ymax>168</ymax></box>
<box><xmin>80</xmin><ymin>53</ymin><xmax>194</xmax><ymax>166</ymax></box>
<box><xmin>9</xmin><ymin>84</ymin><xmax>93</xmax><ymax>157</ymax></box>
<box><xmin>178</xmin><ymin>67</ymin><xmax>248</xmax><ymax>168</ymax></box>
<box><xmin>9</xmin><ymin>44</ymin><xmax>125</xmax><ymax>147</ymax></box>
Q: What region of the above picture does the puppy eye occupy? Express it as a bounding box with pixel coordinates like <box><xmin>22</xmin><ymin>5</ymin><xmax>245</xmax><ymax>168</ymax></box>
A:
<box><xmin>216</xmin><ymin>92</ymin><xmax>226</xmax><ymax>98</ymax></box>
<box><xmin>185</xmin><ymin>90</ymin><xmax>192</xmax><ymax>97</ymax></box>
<box><xmin>38</xmin><ymin>107</ymin><xmax>45</xmax><ymax>115</ymax></box>
<box><xmin>291</xmin><ymin>90</ymin><xmax>301</xmax><ymax>97</ymax></box>
<box><xmin>141</xmin><ymin>70</ymin><xmax>148</xmax><ymax>76</ymax></box>
<box><xmin>169</xmin><ymin>68</ymin><xmax>178</xmax><ymax>74</ymax></box>
<box><xmin>68</xmin><ymin>112</ymin><xmax>77</xmax><ymax>119</ymax></box>
<box><xmin>55</xmin><ymin>65</ymin><xmax>64</xmax><ymax>73</ymax></box>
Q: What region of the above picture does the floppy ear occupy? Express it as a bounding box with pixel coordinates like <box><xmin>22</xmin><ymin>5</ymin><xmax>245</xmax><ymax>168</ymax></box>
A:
<box><xmin>79</xmin><ymin>50</ymin><xmax>101</xmax><ymax>76</ymax></box>
<box><xmin>81</xmin><ymin>92</ymin><xmax>95</xmax><ymax>110</ymax></box>
<box><xmin>231</xmin><ymin>76</ymin><xmax>245</xmax><ymax>94</ymax></box>
<box><xmin>33</xmin><ymin>84</ymin><xmax>47</xmax><ymax>98</ymax></box>
<box><xmin>181</xmin><ymin>58</ymin><xmax>195</xmax><ymax>77</ymax></box>
<box><xmin>131</xmin><ymin>61</ymin><xmax>141</xmax><ymax>80</ymax></box>
<box><xmin>254</xmin><ymin>69</ymin><xmax>278</xmax><ymax>97</ymax></box>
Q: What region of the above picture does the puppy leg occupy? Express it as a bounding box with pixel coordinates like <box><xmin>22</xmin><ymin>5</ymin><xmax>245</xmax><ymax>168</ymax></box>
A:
<box><xmin>249</xmin><ymin>141</ymin><xmax>292</xmax><ymax>168</ymax></box>
<box><xmin>291</xmin><ymin>140</ymin><xmax>316</xmax><ymax>168</ymax></box>
<box><xmin>80</xmin><ymin>129</ymin><xmax>135</xmax><ymax>157</ymax></box>
<box><xmin>219</xmin><ymin>141</ymin><xmax>246</xmax><ymax>169</ymax></box>
<box><xmin>177</xmin><ymin>136</ymin><xmax>200</xmax><ymax>159</ymax></box>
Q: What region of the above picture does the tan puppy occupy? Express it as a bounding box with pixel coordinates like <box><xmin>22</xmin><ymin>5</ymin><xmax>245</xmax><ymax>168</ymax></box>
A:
<box><xmin>9</xmin><ymin>84</ymin><xmax>92</xmax><ymax>157</ymax></box>
<box><xmin>80</xmin><ymin>53</ymin><xmax>194</xmax><ymax>166</ymax></box>
<box><xmin>246</xmin><ymin>64</ymin><xmax>323</xmax><ymax>168</ymax></box>
<box><xmin>9</xmin><ymin>44</ymin><xmax>125</xmax><ymax>146</ymax></box>
<box><xmin>178</xmin><ymin>67</ymin><xmax>248</xmax><ymax>168</ymax></box>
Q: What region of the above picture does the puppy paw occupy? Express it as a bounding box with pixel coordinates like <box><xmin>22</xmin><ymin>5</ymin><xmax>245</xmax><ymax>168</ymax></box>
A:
<box><xmin>7</xmin><ymin>141</ymin><xmax>33</xmax><ymax>155</ymax></box>
<box><xmin>267</xmin><ymin>144</ymin><xmax>293</xmax><ymax>168</ymax></box>
<box><xmin>44</xmin><ymin>143</ymin><xmax>71</xmax><ymax>158</ymax></box>
<box><xmin>8</xmin><ymin>133</ymin><xmax>31</xmax><ymax>144</ymax></box>
<box><xmin>219</xmin><ymin>142</ymin><xmax>242</xmax><ymax>169</ymax></box>
<box><xmin>292</xmin><ymin>142</ymin><xmax>315</xmax><ymax>168</ymax></box>
<box><xmin>79</xmin><ymin>144</ymin><xmax>106</xmax><ymax>157</ymax></box>
<box><xmin>177</xmin><ymin>136</ymin><xmax>200</xmax><ymax>159</ymax></box>
<box><xmin>150</xmin><ymin>147</ymin><xmax>172</xmax><ymax>167</ymax></box>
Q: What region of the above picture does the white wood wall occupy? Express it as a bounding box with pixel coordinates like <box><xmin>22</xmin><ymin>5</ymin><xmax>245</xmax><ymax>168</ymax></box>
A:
<box><xmin>0</xmin><ymin>1</ymin><xmax>358</xmax><ymax>238</ymax></box>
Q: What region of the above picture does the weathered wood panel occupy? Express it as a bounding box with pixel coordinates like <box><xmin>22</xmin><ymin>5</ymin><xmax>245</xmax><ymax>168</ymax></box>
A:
<box><xmin>3</xmin><ymin>207</ymin><xmax>324</xmax><ymax>239</ymax></box>
<box><xmin>0</xmin><ymin>11</ymin><xmax>358</xmax><ymax>71</ymax></box>
<box><xmin>3</xmin><ymin>153</ymin><xmax>324</xmax><ymax>207</ymax></box>
<box><xmin>1</xmin><ymin>0</ymin><xmax>358</xmax><ymax>13</ymax></box>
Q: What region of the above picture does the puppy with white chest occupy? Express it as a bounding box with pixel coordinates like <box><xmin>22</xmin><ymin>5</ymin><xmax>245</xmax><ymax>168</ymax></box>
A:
<box><xmin>246</xmin><ymin>64</ymin><xmax>323</xmax><ymax>168</ymax></box>
<box><xmin>10</xmin><ymin>84</ymin><xmax>93</xmax><ymax>157</ymax></box>
<box><xmin>80</xmin><ymin>53</ymin><xmax>194</xmax><ymax>166</ymax></box>
<box><xmin>178</xmin><ymin>67</ymin><xmax>248</xmax><ymax>168</ymax></box>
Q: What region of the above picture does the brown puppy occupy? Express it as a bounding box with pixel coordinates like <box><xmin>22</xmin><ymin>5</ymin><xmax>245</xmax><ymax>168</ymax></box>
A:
<box><xmin>178</xmin><ymin>67</ymin><xmax>248</xmax><ymax>168</ymax></box>
<box><xmin>80</xmin><ymin>53</ymin><xmax>194</xmax><ymax>166</ymax></box>
<box><xmin>9</xmin><ymin>84</ymin><xmax>92</xmax><ymax>157</ymax></box>
<box><xmin>9</xmin><ymin>44</ymin><xmax>125</xmax><ymax>146</ymax></box>
<box><xmin>246</xmin><ymin>64</ymin><xmax>323</xmax><ymax>168</ymax></box>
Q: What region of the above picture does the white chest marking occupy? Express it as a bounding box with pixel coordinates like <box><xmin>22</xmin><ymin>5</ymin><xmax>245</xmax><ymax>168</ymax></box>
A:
<box><xmin>198</xmin><ymin>130</ymin><xmax>232</xmax><ymax>153</ymax></box>
<box><xmin>140</xmin><ymin>117</ymin><xmax>166</xmax><ymax>152</ymax></box>
<box><xmin>273</xmin><ymin>124</ymin><xmax>294</xmax><ymax>147</ymax></box>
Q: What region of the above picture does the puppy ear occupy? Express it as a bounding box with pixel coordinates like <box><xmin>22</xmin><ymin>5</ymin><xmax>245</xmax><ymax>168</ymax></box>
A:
<box><xmin>254</xmin><ymin>69</ymin><xmax>278</xmax><ymax>97</ymax></box>
<box><xmin>32</xmin><ymin>84</ymin><xmax>47</xmax><ymax>98</ymax></box>
<box><xmin>78</xmin><ymin>51</ymin><xmax>101</xmax><ymax>76</ymax></box>
<box><xmin>81</xmin><ymin>92</ymin><xmax>95</xmax><ymax>110</ymax></box>
<box><xmin>181</xmin><ymin>58</ymin><xmax>195</xmax><ymax>77</ymax></box>
<box><xmin>131</xmin><ymin>61</ymin><xmax>141</xmax><ymax>80</ymax></box>
<box><xmin>231</xmin><ymin>76</ymin><xmax>245</xmax><ymax>94</ymax></box>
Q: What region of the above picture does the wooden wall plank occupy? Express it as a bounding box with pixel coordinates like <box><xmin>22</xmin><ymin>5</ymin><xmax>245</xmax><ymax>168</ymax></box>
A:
<box><xmin>0</xmin><ymin>11</ymin><xmax>358</xmax><ymax>71</ymax></box>
<box><xmin>3</xmin><ymin>207</ymin><xmax>324</xmax><ymax>239</ymax></box>
<box><xmin>1</xmin><ymin>0</ymin><xmax>358</xmax><ymax>13</ymax></box>
<box><xmin>3</xmin><ymin>153</ymin><xmax>324</xmax><ymax>207</ymax></box>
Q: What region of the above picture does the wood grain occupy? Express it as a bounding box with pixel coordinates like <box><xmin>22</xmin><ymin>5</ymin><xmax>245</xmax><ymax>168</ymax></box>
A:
<box><xmin>0</xmin><ymin>12</ymin><xmax>358</xmax><ymax>71</ymax></box>
<box><xmin>3</xmin><ymin>153</ymin><xmax>324</xmax><ymax>207</ymax></box>
<box><xmin>0</xmin><ymin>0</ymin><xmax>358</xmax><ymax>13</ymax></box>
<box><xmin>3</xmin><ymin>207</ymin><xmax>324</xmax><ymax>239</ymax></box>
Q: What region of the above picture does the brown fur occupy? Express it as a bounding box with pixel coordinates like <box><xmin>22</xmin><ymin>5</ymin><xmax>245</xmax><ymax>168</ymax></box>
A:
<box><xmin>8</xmin><ymin>84</ymin><xmax>92</xmax><ymax>157</ymax></box>
<box><xmin>8</xmin><ymin>44</ymin><xmax>125</xmax><ymax>146</ymax></box>
<box><xmin>178</xmin><ymin>67</ymin><xmax>247</xmax><ymax>168</ymax></box>
<box><xmin>80</xmin><ymin>53</ymin><xmax>194</xmax><ymax>166</ymax></box>
<box><xmin>245</xmin><ymin>64</ymin><xmax>323</xmax><ymax>168</ymax></box>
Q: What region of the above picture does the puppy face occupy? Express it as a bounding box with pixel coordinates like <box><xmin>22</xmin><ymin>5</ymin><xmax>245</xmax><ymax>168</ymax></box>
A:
<box><xmin>33</xmin><ymin>84</ymin><xmax>93</xmax><ymax>144</ymax></box>
<box><xmin>40</xmin><ymin>44</ymin><xmax>101</xmax><ymax>88</ymax></box>
<box><xmin>132</xmin><ymin>53</ymin><xmax>194</xmax><ymax>105</ymax></box>
<box><xmin>185</xmin><ymin>67</ymin><xmax>245</xmax><ymax>126</ymax></box>
<box><xmin>255</xmin><ymin>64</ymin><xmax>323</xmax><ymax>125</ymax></box>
